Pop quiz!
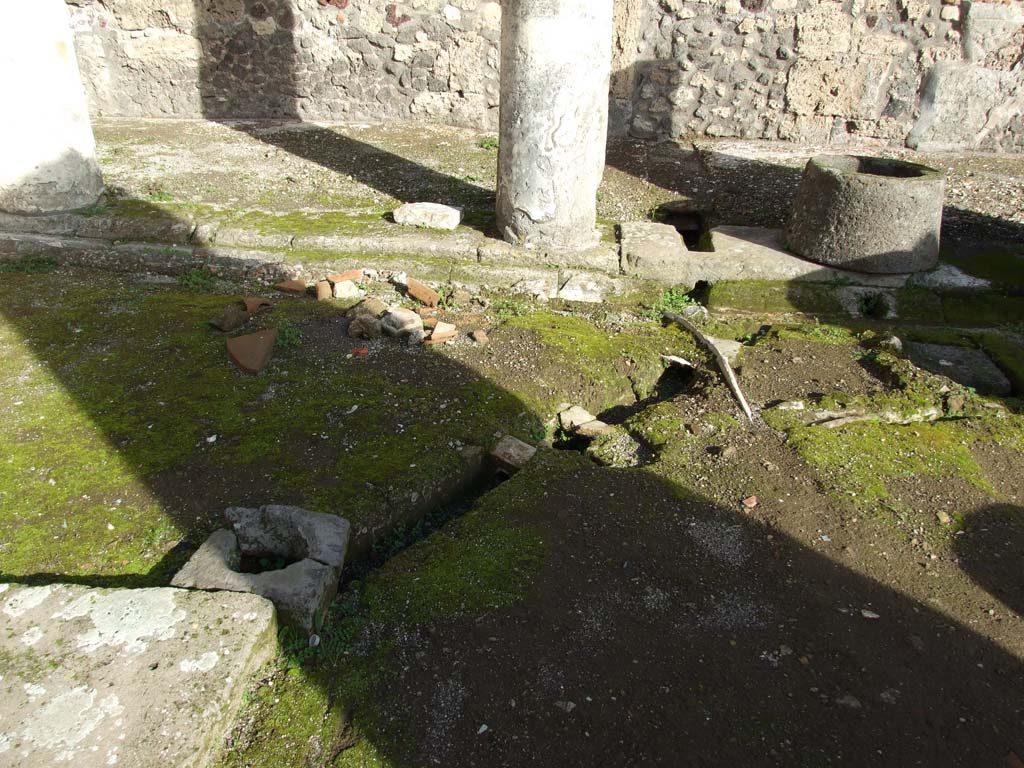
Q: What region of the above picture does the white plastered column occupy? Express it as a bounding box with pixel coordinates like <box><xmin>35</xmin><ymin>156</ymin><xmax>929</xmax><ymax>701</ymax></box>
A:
<box><xmin>0</xmin><ymin>0</ymin><xmax>104</xmax><ymax>214</ymax></box>
<box><xmin>496</xmin><ymin>0</ymin><xmax>614</xmax><ymax>251</ymax></box>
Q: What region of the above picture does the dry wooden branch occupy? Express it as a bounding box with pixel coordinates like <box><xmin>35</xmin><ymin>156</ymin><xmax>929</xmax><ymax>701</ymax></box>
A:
<box><xmin>664</xmin><ymin>311</ymin><xmax>754</xmax><ymax>422</ymax></box>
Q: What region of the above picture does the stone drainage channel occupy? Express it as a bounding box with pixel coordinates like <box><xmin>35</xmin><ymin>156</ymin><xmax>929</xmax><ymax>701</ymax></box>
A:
<box><xmin>171</xmin><ymin>434</ymin><xmax>546</xmax><ymax>637</ymax></box>
<box><xmin>170</xmin><ymin>369</ymin><xmax>696</xmax><ymax>639</ymax></box>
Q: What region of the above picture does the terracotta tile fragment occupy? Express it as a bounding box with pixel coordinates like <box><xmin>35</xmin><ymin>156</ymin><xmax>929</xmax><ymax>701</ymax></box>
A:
<box><xmin>415</xmin><ymin>307</ymin><xmax>437</xmax><ymax>318</ymax></box>
<box><xmin>431</xmin><ymin>321</ymin><xmax>457</xmax><ymax>341</ymax></box>
<box><xmin>326</xmin><ymin>269</ymin><xmax>363</xmax><ymax>284</ymax></box>
<box><xmin>742</xmin><ymin>495</ymin><xmax>759</xmax><ymax>509</ymax></box>
<box><xmin>275</xmin><ymin>279</ymin><xmax>308</xmax><ymax>294</ymax></box>
<box><xmin>423</xmin><ymin>317</ymin><xmax>439</xmax><ymax>331</ymax></box>
<box><xmin>227</xmin><ymin>329</ymin><xmax>279</xmax><ymax>374</ymax></box>
<box><xmin>352</xmin><ymin>345</ymin><xmax>369</xmax><ymax>357</ymax></box>
<box><xmin>243</xmin><ymin>297</ymin><xmax>273</xmax><ymax>314</ymax></box>
<box><xmin>406</xmin><ymin>278</ymin><xmax>440</xmax><ymax>307</ymax></box>
<box><xmin>316</xmin><ymin>280</ymin><xmax>332</xmax><ymax>301</ymax></box>
<box><xmin>471</xmin><ymin>329</ymin><xmax>489</xmax><ymax>344</ymax></box>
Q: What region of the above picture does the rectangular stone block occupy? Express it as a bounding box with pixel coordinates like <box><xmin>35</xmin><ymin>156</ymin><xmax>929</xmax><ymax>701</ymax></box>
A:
<box><xmin>0</xmin><ymin>583</ymin><xmax>277</xmax><ymax>768</ymax></box>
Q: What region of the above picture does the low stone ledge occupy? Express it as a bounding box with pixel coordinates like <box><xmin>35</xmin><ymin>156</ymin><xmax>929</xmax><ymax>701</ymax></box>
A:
<box><xmin>0</xmin><ymin>229</ymin><xmax>584</xmax><ymax>292</ymax></box>
<box><xmin>0</xmin><ymin>583</ymin><xmax>277</xmax><ymax>768</ymax></box>
<box><xmin>705</xmin><ymin>226</ymin><xmax>912</xmax><ymax>288</ymax></box>
<box><xmin>294</xmin><ymin>232</ymin><xmax>481</xmax><ymax>260</ymax></box>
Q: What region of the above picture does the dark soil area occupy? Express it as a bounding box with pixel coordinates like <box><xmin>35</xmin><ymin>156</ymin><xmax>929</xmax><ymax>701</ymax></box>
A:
<box><xmin>365</xmin><ymin>452</ymin><xmax>1024</xmax><ymax>767</ymax></box>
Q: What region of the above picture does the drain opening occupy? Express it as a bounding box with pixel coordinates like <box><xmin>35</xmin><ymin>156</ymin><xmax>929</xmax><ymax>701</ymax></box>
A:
<box><xmin>652</xmin><ymin>203</ymin><xmax>712</xmax><ymax>250</ymax></box>
<box><xmin>238</xmin><ymin>553</ymin><xmax>301</xmax><ymax>574</ymax></box>
<box><xmin>345</xmin><ymin>454</ymin><xmax>512</xmax><ymax>582</ymax></box>
<box><xmin>597</xmin><ymin>363</ymin><xmax>698</xmax><ymax>426</ymax></box>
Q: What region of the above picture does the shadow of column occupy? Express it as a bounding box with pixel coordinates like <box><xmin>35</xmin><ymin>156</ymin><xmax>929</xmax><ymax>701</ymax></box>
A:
<box><xmin>196</xmin><ymin>0</ymin><xmax>300</xmax><ymax>120</ymax></box>
<box><xmin>193</xmin><ymin>0</ymin><xmax>493</xmax><ymax>231</ymax></box>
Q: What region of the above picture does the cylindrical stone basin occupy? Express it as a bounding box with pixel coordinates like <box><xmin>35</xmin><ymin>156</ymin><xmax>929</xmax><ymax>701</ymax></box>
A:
<box><xmin>785</xmin><ymin>155</ymin><xmax>945</xmax><ymax>274</ymax></box>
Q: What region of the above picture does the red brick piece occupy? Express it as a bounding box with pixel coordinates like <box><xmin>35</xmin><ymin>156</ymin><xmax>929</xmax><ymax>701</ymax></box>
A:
<box><xmin>430</xmin><ymin>321</ymin><xmax>457</xmax><ymax>342</ymax></box>
<box><xmin>406</xmin><ymin>278</ymin><xmax>440</xmax><ymax>307</ymax></box>
<box><xmin>423</xmin><ymin>317</ymin><xmax>439</xmax><ymax>331</ymax></box>
<box><xmin>316</xmin><ymin>280</ymin><xmax>332</xmax><ymax>301</ymax></box>
<box><xmin>326</xmin><ymin>269</ymin><xmax>363</xmax><ymax>284</ymax></box>
<box><xmin>275</xmin><ymin>279</ymin><xmax>308</xmax><ymax>294</ymax></box>
<box><xmin>471</xmin><ymin>329</ymin><xmax>488</xmax><ymax>345</ymax></box>
<box><xmin>227</xmin><ymin>329</ymin><xmax>279</xmax><ymax>374</ymax></box>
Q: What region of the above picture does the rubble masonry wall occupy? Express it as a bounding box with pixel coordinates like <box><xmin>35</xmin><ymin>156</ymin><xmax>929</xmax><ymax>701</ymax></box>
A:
<box><xmin>65</xmin><ymin>0</ymin><xmax>1024</xmax><ymax>150</ymax></box>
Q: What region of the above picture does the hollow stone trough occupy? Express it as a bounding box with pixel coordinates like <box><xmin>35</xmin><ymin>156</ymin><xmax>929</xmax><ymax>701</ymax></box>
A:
<box><xmin>171</xmin><ymin>505</ymin><xmax>351</xmax><ymax>634</ymax></box>
<box><xmin>786</xmin><ymin>155</ymin><xmax>946</xmax><ymax>274</ymax></box>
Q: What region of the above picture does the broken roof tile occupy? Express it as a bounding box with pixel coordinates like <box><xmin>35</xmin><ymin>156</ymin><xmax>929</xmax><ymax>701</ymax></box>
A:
<box><xmin>227</xmin><ymin>329</ymin><xmax>279</xmax><ymax>374</ymax></box>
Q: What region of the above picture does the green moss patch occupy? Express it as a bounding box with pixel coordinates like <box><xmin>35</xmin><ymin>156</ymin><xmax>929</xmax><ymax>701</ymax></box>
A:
<box><xmin>785</xmin><ymin>420</ymin><xmax>991</xmax><ymax>516</ymax></box>
<box><xmin>501</xmin><ymin>310</ymin><xmax>698</xmax><ymax>413</ymax></box>
<box><xmin>0</xmin><ymin>269</ymin><xmax>542</xmax><ymax>582</ymax></box>
<box><xmin>942</xmin><ymin>293</ymin><xmax>1024</xmax><ymax>328</ymax></box>
<box><xmin>706</xmin><ymin>281</ymin><xmax>846</xmax><ymax>318</ymax></box>
<box><xmin>941</xmin><ymin>244</ymin><xmax>1024</xmax><ymax>290</ymax></box>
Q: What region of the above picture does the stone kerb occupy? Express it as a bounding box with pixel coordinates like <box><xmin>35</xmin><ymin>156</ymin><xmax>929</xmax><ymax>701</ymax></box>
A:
<box><xmin>785</xmin><ymin>155</ymin><xmax>945</xmax><ymax>274</ymax></box>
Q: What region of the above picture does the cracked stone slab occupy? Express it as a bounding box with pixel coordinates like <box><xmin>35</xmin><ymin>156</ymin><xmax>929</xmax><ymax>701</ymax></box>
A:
<box><xmin>557</xmin><ymin>273</ymin><xmax>616</xmax><ymax>303</ymax></box>
<box><xmin>0</xmin><ymin>583</ymin><xmax>276</xmax><ymax>768</ymax></box>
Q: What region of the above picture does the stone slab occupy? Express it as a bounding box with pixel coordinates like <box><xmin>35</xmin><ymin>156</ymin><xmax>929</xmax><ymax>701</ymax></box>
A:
<box><xmin>904</xmin><ymin>342</ymin><xmax>1012</xmax><ymax>396</ymax></box>
<box><xmin>704</xmin><ymin>226</ymin><xmax>911</xmax><ymax>288</ymax></box>
<box><xmin>172</xmin><ymin>507</ymin><xmax>350</xmax><ymax>634</ymax></box>
<box><xmin>392</xmin><ymin>203</ymin><xmax>462</xmax><ymax>231</ymax></box>
<box><xmin>226</xmin><ymin>505</ymin><xmax>350</xmax><ymax>570</ymax></box>
<box><xmin>619</xmin><ymin>221</ymin><xmax>689</xmax><ymax>282</ymax></box>
<box><xmin>0</xmin><ymin>583</ymin><xmax>276</xmax><ymax>768</ymax></box>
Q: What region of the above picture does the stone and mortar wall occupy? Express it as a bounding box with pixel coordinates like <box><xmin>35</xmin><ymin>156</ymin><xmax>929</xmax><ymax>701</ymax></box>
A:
<box><xmin>619</xmin><ymin>0</ymin><xmax>1024</xmax><ymax>150</ymax></box>
<box><xmin>65</xmin><ymin>0</ymin><xmax>1023</xmax><ymax>150</ymax></box>
<box><xmin>66</xmin><ymin>0</ymin><xmax>501</xmax><ymax>126</ymax></box>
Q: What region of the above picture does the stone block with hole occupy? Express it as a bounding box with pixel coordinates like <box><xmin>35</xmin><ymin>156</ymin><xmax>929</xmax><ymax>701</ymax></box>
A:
<box><xmin>171</xmin><ymin>506</ymin><xmax>350</xmax><ymax>633</ymax></box>
<box><xmin>619</xmin><ymin>221</ymin><xmax>689</xmax><ymax>282</ymax></box>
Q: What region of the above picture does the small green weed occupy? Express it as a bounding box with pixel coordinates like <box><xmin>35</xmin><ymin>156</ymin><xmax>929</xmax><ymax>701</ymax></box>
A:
<box><xmin>477</xmin><ymin>135</ymin><xmax>499</xmax><ymax>151</ymax></box>
<box><xmin>0</xmin><ymin>256</ymin><xmax>58</xmax><ymax>274</ymax></box>
<box><xmin>178</xmin><ymin>267</ymin><xmax>217</xmax><ymax>292</ymax></box>
<box><xmin>491</xmin><ymin>296</ymin><xmax>529</xmax><ymax>320</ymax></box>
<box><xmin>144</xmin><ymin>184</ymin><xmax>173</xmax><ymax>203</ymax></box>
<box><xmin>642</xmin><ymin>287</ymin><xmax>699</xmax><ymax>320</ymax></box>
<box><xmin>76</xmin><ymin>201</ymin><xmax>111</xmax><ymax>217</ymax></box>
<box><xmin>858</xmin><ymin>292</ymin><xmax>888</xmax><ymax>319</ymax></box>
<box><xmin>277</xmin><ymin>321</ymin><xmax>303</xmax><ymax>348</ymax></box>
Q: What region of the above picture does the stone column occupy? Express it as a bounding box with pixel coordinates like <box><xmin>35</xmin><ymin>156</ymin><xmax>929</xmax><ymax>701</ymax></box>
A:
<box><xmin>0</xmin><ymin>0</ymin><xmax>103</xmax><ymax>214</ymax></box>
<box><xmin>496</xmin><ymin>0</ymin><xmax>614</xmax><ymax>251</ymax></box>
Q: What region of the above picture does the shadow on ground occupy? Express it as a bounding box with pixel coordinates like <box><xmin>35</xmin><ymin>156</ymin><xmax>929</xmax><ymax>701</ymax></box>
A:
<box><xmin>956</xmin><ymin>503</ymin><xmax>1024</xmax><ymax>619</ymax></box>
<box><xmin>2</xmin><ymin>7</ymin><xmax>1022</xmax><ymax>763</ymax></box>
<box><xmin>2</xmin><ymin>260</ymin><xmax>1023</xmax><ymax>765</ymax></box>
<box><xmin>194</xmin><ymin>1</ymin><xmax>494</xmax><ymax>233</ymax></box>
